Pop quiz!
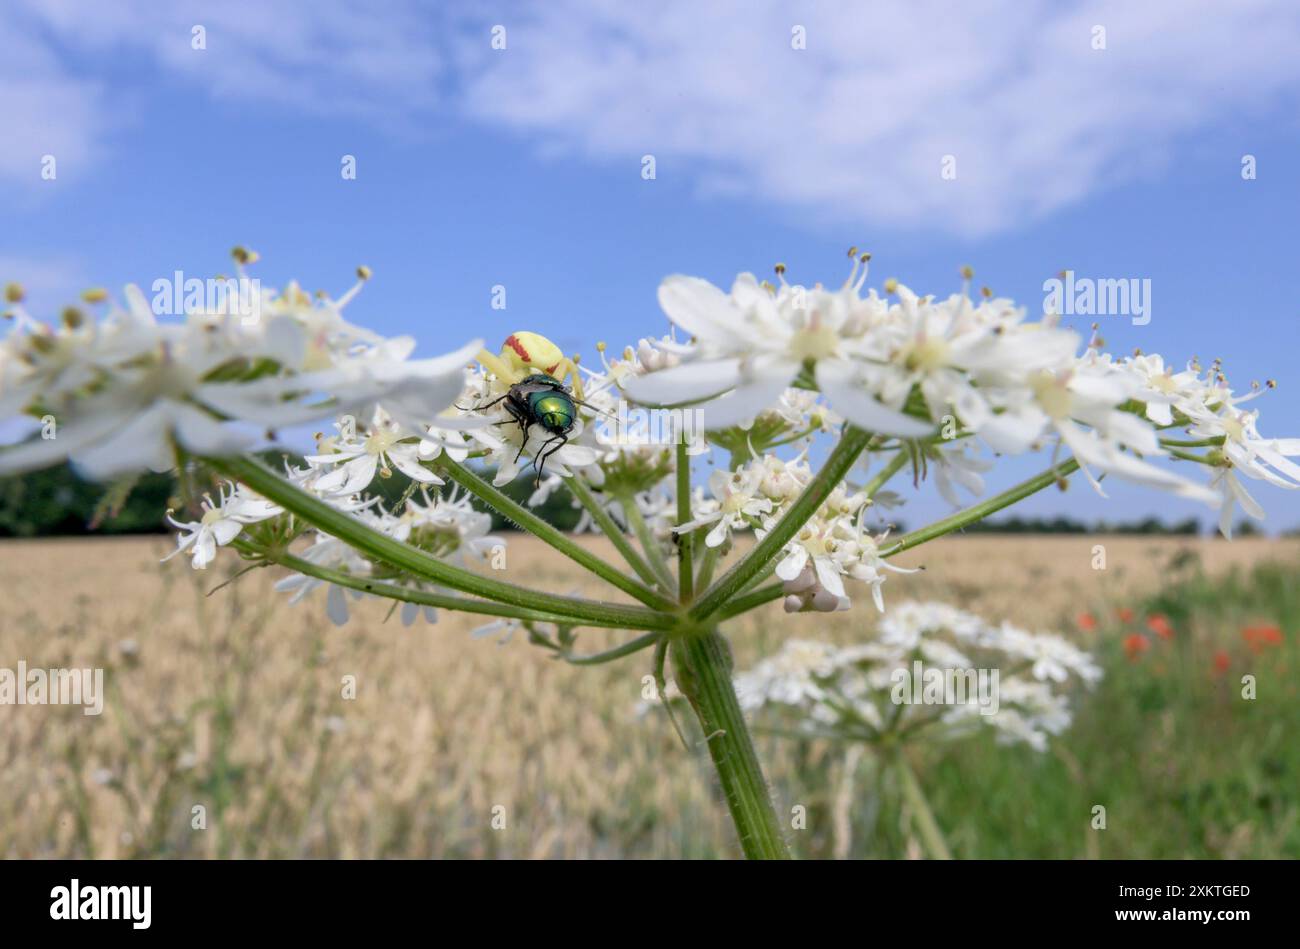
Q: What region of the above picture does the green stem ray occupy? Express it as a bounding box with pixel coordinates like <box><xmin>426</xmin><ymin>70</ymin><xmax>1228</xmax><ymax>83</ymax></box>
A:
<box><xmin>436</xmin><ymin>456</ymin><xmax>678</xmax><ymax>612</ymax></box>
<box><xmin>233</xmin><ymin>541</ymin><xmax>668</xmax><ymax>631</ymax></box>
<box><xmin>563</xmin><ymin>631</ymin><xmax>662</xmax><ymax>665</ymax></box>
<box><xmin>862</xmin><ymin>449</ymin><xmax>910</xmax><ymax>497</ymax></box>
<box><xmin>882</xmin><ymin>457</ymin><xmax>1080</xmax><ymax>559</ymax></box>
<box><xmin>894</xmin><ymin>754</ymin><xmax>952</xmax><ymax>860</ymax></box>
<box><xmin>717</xmin><ymin>582</ymin><xmax>786</xmax><ymax>620</ymax></box>
<box><xmin>207</xmin><ymin>456</ymin><xmax>673</xmax><ymax>630</ymax></box>
<box><xmin>694</xmin><ymin>544</ymin><xmax>720</xmax><ymax>592</ymax></box>
<box><xmin>620</xmin><ymin>493</ymin><xmax>678</xmax><ymax>593</ymax></box>
<box><xmin>566</xmin><ymin>476</ymin><xmax>664</xmax><ymax>591</ymax></box>
<box><xmin>676</xmin><ymin>439</ymin><xmax>694</xmax><ymax>603</ymax></box>
<box><xmin>689</xmin><ymin>426</ymin><xmax>873</xmax><ymax>621</ymax></box>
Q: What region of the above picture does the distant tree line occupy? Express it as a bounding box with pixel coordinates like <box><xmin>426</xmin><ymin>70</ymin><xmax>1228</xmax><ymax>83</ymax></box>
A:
<box><xmin>0</xmin><ymin>463</ymin><xmax>174</xmax><ymax>536</ymax></box>
<box><xmin>959</xmin><ymin>514</ymin><xmax>1203</xmax><ymax>535</ymax></box>
<box><xmin>0</xmin><ymin>460</ymin><xmax>583</xmax><ymax>537</ymax></box>
<box><xmin>0</xmin><ymin>462</ymin><xmax>1280</xmax><ymax>538</ymax></box>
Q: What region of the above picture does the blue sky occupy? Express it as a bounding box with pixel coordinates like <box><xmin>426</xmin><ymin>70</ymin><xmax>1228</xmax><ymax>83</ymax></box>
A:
<box><xmin>4</xmin><ymin>0</ymin><xmax>1300</xmax><ymax>530</ymax></box>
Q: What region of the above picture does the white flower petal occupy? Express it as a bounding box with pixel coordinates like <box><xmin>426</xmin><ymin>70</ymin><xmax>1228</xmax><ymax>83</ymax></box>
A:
<box><xmin>815</xmin><ymin>360</ymin><xmax>933</xmax><ymax>437</ymax></box>
<box><xmin>623</xmin><ymin>358</ymin><xmax>743</xmax><ymax>406</ymax></box>
<box><xmin>657</xmin><ymin>276</ymin><xmax>738</xmax><ymax>345</ymax></box>
<box><xmin>387</xmin><ymin>446</ymin><xmax>442</xmax><ymax>484</ymax></box>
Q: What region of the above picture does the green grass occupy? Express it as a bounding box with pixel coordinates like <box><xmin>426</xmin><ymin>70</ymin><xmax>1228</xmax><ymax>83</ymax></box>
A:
<box><xmin>771</xmin><ymin>558</ymin><xmax>1300</xmax><ymax>859</ymax></box>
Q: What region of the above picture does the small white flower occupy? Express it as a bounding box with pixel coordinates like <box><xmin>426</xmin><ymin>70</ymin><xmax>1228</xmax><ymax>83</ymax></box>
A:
<box><xmin>677</xmin><ymin>467</ymin><xmax>772</xmax><ymax>548</ymax></box>
<box><xmin>308</xmin><ymin>411</ymin><xmax>442</xmax><ymax>496</ymax></box>
<box><xmin>164</xmin><ymin>483</ymin><xmax>280</xmax><ymax>569</ymax></box>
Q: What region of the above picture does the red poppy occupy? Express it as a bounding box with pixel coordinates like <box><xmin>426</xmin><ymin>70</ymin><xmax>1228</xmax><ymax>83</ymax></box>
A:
<box><xmin>1123</xmin><ymin>633</ymin><xmax>1150</xmax><ymax>660</ymax></box>
<box><xmin>1076</xmin><ymin>611</ymin><xmax>1098</xmax><ymax>632</ymax></box>
<box><xmin>1242</xmin><ymin>624</ymin><xmax>1284</xmax><ymax>653</ymax></box>
<box><xmin>1212</xmin><ymin>650</ymin><xmax>1231</xmax><ymax>675</ymax></box>
<box><xmin>1117</xmin><ymin>607</ymin><xmax>1135</xmax><ymax>623</ymax></box>
<box><xmin>1146</xmin><ymin>614</ymin><xmax>1174</xmax><ymax>640</ymax></box>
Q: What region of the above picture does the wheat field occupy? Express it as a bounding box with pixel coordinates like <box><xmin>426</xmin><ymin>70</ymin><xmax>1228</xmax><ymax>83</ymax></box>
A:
<box><xmin>0</xmin><ymin>533</ymin><xmax>1295</xmax><ymax>859</ymax></box>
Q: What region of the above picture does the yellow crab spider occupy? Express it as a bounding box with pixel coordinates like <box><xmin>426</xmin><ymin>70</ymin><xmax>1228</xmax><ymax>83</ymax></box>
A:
<box><xmin>476</xmin><ymin>331</ymin><xmax>585</xmax><ymax>399</ymax></box>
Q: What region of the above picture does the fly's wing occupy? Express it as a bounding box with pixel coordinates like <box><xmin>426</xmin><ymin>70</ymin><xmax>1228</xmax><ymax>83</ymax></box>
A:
<box><xmin>512</xmin><ymin>378</ymin><xmax>567</xmax><ymax>397</ymax></box>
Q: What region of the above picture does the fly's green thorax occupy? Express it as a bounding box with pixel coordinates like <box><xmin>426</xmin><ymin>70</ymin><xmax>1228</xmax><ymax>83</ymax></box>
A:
<box><xmin>530</xmin><ymin>391</ymin><xmax>576</xmax><ymax>433</ymax></box>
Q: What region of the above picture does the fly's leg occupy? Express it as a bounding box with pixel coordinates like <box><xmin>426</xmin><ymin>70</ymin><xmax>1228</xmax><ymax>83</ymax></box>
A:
<box><xmin>513</xmin><ymin>429</ymin><xmax>531</xmax><ymax>464</ymax></box>
<box><xmin>456</xmin><ymin>392</ymin><xmax>510</xmax><ymax>412</ymax></box>
<box><xmin>569</xmin><ymin>396</ymin><xmax>617</xmax><ymax>420</ymax></box>
<box><xmin>532</xmin><ymin>433</ymin><xmax>567</xmax><ymax>485</ymax></box>
<box><xmin>500</xmin><ymin>401</ymin><xmax>531</xmax><ymax>464</ymax></box>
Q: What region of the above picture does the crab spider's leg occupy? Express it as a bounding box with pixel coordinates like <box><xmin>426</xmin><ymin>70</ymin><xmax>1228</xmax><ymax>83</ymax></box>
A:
<box><xmin>477</xmin><ymin>348</ymin><xmax>522</xmax><ymax>385</ymax></box>
<box><xmin>551</xmin><ymin>356</ymin><xmax>585</xmax><ymax>400</ymax></box>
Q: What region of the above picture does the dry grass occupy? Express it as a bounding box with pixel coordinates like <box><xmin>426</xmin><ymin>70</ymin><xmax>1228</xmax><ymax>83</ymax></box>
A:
<box><xmin>1</xmin><ymin>533</ymin><xmax>1295</xmax><ymax>858</ymax></box>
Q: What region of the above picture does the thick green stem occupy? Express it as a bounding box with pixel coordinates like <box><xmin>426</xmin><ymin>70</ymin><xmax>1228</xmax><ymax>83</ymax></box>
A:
<box><xmin>437</xmin><ymin>456</ymin><xmax>678</xmax><ymax>612</ymax></box>
<box><xmin>207</xmin><ymin>456</ymin><xmax>670</xmax><ymax>630</ymax></box>
<box><xmin>882</xmin><ymin>457</ymin><xmax>1081</xmax><ymax>559</ymax></box>
<box><xmin>566</xmin><ymin>477</ymin><xmax>665</xmax><ymax>592</ymax></box>
<box><xmin>672</xmin><ymin>629</ymin><xmax>791</xmax><ymax>859</ymax></box>
<box><xmin>690</xmin><ymin>426</ymin><xmax>872</xmax><ymax>621</ymax></box>
<box><xmin>236</xmin><ymin>541</ymin><xmax>671</xmax><ymax>631</ymax></box>
<box><xmin>676</xmin><ymin>440</ymin><xmax>694</xmax><ymax>603</ymax></box>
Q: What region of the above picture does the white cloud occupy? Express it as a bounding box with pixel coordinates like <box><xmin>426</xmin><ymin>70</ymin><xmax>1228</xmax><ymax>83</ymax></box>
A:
<box><xmin>460</xmin><ymin>0</ymin><xmax>1300</xmax><ymax>235</ymax></box>
<box><xmin>4</xmin><ymin>0</ymin><xmax>1300</xmax><ymax>235</ymax></box>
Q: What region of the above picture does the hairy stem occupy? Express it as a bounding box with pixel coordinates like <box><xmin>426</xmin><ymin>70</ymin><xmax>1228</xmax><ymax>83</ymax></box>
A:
<box><xmin>672</xmin><ymin>629</ymin><xmax>791</xmax><ymax>859</ymax></box>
